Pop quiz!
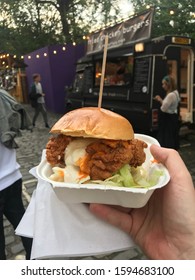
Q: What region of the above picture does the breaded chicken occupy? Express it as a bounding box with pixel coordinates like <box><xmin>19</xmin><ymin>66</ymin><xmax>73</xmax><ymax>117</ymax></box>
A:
<box><xmin>85</xmin><ymin>139</ymin><xmax>147</xmax><ymax>180</ymax></box>
<box><xmin>46</xmin><ymin>134</ymin><xmax>72</xmax><ymax>166</ymax></box>
<box><xmin>46</xmin><ymin>135</ymin><xmax>147</xmax><ymax>181</ymax></box>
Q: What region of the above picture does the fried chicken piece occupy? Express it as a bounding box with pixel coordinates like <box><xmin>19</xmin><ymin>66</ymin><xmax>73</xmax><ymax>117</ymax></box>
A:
<box><xmin>46</xmin><ymin>134</ymin><xmax>71</xmax><ymax>166</ymax></box>
<box><xmin>128</xmin><ymin>139</ymin><xmax>148</xmax><ymax>167</ymax></box>
<box><xmin>46</xmin><ymin>134</ymin><xmax>147</xmax><ymax>181</ymax></box>
<box><xmin>85</xmin><ymin>139</ymin><xmax>147</xmax><ymax>180</ymax></box>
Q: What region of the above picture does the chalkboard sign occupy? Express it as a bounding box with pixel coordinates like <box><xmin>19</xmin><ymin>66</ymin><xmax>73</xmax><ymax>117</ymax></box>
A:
<box><xmin>133</xmin><ymin>57</ymin><xmax>150</xmax><ymax>94</ymax></box>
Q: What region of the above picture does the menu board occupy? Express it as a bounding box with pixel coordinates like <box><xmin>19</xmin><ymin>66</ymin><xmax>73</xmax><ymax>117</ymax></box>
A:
<box><xmin>133</xmin><ymin>57</ymin><xmax>150</xmax><ymax>94</ymax></box>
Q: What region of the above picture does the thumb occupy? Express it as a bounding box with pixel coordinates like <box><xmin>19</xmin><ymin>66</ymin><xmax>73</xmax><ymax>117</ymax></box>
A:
<box><xmin>150</xmin><ymin>144</ymin><xmax>189</xmax><ymax>177</ymax></box>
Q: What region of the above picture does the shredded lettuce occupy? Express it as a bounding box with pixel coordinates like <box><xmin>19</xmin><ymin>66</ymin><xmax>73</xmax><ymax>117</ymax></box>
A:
<box><xmin>91</xmin><ymin>164</ymin><xmax>164</xmax><ymax>188</ymax></box>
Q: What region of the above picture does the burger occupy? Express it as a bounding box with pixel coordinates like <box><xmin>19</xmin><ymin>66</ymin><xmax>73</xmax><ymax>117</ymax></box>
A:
<box><xmin>45</xmin><ymin>107</ymin><xmax>148</xmax><ymax>186</ymax></box>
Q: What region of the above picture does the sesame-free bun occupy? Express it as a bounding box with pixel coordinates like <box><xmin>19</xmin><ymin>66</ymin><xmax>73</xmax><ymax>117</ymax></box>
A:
<box><xmin>50</xmin><ymin>107</ymin><xmax>134</xmax><ymax>140</ymax></box>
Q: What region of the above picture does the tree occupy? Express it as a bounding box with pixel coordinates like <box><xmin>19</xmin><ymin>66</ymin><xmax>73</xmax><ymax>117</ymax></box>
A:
<box><xmin>35</xmin><ymin>0</ymin><xmax>122</xmax><ymax>43</ymax></box>
<box><xmin>132</xmin><ymin>0</ymin><xmax>195</xmax><ymax>39</ymax></box>
<box><xmin>0</xmin><ymin>0</ymin><xmax>63</xmax><ymax>55</ymax></box>
<box><xmin>0</xmin><ymin>0</ymin><xmax>126</xmax><ymax>54</ymax></box>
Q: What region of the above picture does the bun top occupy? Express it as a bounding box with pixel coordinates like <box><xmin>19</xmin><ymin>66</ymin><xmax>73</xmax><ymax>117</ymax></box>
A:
<box><xmin>50</xmin><ymin>107</ymin><xmax>134</xmax><ymax>140</ymax></box>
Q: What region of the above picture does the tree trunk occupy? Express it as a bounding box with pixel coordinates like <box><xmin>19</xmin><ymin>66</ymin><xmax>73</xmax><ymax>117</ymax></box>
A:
<box><xmin>57</xmin><ymin>0</ymin><xmax>72</xmax><ymax>42</ymax></box>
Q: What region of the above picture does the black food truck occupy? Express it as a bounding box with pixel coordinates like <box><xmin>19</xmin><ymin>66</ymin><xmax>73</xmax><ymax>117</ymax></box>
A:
<box><xmin>65</xmin><ymin>9</ymin><xmax>195</xmax><ymax>134</ymax></box>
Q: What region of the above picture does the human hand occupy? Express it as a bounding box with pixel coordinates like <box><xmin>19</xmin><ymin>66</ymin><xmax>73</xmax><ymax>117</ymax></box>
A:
<box><xmin>154</xmin><ymin>95</ymin><xmax>162</xmax><ymax>103</ymax></box>
<box><xmin>89</xmin><ymin>145</ymin><xmax>195</xmax><ymax>260</ymax></box>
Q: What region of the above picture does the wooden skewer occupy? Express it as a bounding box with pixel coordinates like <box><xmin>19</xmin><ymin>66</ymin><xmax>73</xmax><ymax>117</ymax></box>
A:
<box><xmin>98</xmin><ymin>35</ymin><xmax>109</xmax><ymax>108</ymax></box>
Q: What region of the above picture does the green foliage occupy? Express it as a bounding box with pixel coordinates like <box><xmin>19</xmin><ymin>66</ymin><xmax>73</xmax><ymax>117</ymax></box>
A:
<box><xmin>0</xmin><ymin>0</ymin><xmax>64</xmax><ymax>55</ymax></box>
<box><xmin>132</xmin><ymin>0</ymin><xmax>195</xmax><ymax>39</ymax></box>
<box><xmin>1</xmin><ymin>0</ymin><xmax>194</xmax><ymax>56</ymax></box>
<box><xmin>0</xmin><ymin>0</ymin><xmax>123</xmax><ymax>55</ymax></box>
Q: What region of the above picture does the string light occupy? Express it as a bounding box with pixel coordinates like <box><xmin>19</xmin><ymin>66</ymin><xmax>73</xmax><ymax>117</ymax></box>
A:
<box><xmin>0</xmin><ymin>42</ymin><xmax>83</xmax><ymax>62</ymax></box>
<box><xmin>0</xmin><ymin>38</ymin><xmax>85</xmax><ymax>93</ymax></box>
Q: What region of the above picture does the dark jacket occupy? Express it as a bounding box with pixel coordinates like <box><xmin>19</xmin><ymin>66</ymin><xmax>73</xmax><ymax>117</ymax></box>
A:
<box><xmin>29</xmin><ymin>84</ymin><xmax>42</xmax><ymax>108</ymax></box>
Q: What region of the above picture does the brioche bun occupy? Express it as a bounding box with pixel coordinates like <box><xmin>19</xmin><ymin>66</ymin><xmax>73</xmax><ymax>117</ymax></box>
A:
<box><xmin>50</xmin><ymin>107</ymin><xmax>134</xmax><ymax>140</ymax></box>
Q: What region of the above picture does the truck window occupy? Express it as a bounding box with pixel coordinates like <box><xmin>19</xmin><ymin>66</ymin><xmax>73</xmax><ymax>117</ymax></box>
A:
<box><xmin>95</xmin><ymin>56</ymin><xmax>133</xmax><ymax>87</ymax></box>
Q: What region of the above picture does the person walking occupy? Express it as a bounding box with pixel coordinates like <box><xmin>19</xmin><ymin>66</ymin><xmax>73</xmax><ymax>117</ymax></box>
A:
<box><xmin>30</xmin><ymin>73</ymin><xmax>49</xmax><ymax>128</ymax></box>
<box><xmin>154</xmin><ymin>75</ymin><xmax>180</xmax><ymax>150</ymax></box>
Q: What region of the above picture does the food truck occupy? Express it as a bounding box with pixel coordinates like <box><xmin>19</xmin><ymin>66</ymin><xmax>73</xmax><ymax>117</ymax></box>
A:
<box><xmin>65</xmin><ymin>9</ymin><xmax>195</xmax><ymax>134</ymax></box>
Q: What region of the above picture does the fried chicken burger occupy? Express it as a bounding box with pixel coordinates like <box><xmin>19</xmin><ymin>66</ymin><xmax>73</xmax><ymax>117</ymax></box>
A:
<box><xmin>45</xmin><ymin>107</ymin><xmax>147</xmax><ymax>185</ymax></box>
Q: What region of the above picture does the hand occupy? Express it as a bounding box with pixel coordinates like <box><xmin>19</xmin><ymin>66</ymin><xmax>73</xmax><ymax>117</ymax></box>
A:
<box><xmin>154</xmin><ymin>95</ymin><xmax>162</xmax><ymax>103</ymax></box>
<box><xmin>89</xmin><ymin>145</ymin><xmax>195</xmax><ymax>260</ymax></box>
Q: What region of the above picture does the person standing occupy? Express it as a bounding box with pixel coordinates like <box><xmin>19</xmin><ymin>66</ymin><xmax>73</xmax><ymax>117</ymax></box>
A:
<box><xmin>30</xmin><ymin>73</ymin><xmax>49</xmax><ymax>128</ymax></box>
<box><xmin>154</xmin><ymin>75</ymin><xmax>180</xmax><ymax>150</ymax></box>
<box><xmin>0</xmin><ymin>89</ymin><xmax>32</xmax><ymax>260</ymax></box>
<box><xmin>0</xmin><ymin>142</ymin><xmax>33</xmax><ymax>260</ymax></box>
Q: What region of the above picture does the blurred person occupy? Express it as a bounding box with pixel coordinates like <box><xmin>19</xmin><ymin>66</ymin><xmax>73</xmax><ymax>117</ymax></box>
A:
<box><xmin>89</xmin><ymin>144</ymin><xmax>195</xmax><ymax>260</ymax></box>
<box><xmin>30</xmin><ymin>73</ymin><xmax>49</xmax><ymax>128</ymax></box>
<box><xmin>0</xmin><ymin>89</ymin><xmax>33</xmax><ymax>259</ymax></box>
<box><xmin>154</xmin><ymin>75</ymin><xmax>180</xmax><ymax>150</ymax></box>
